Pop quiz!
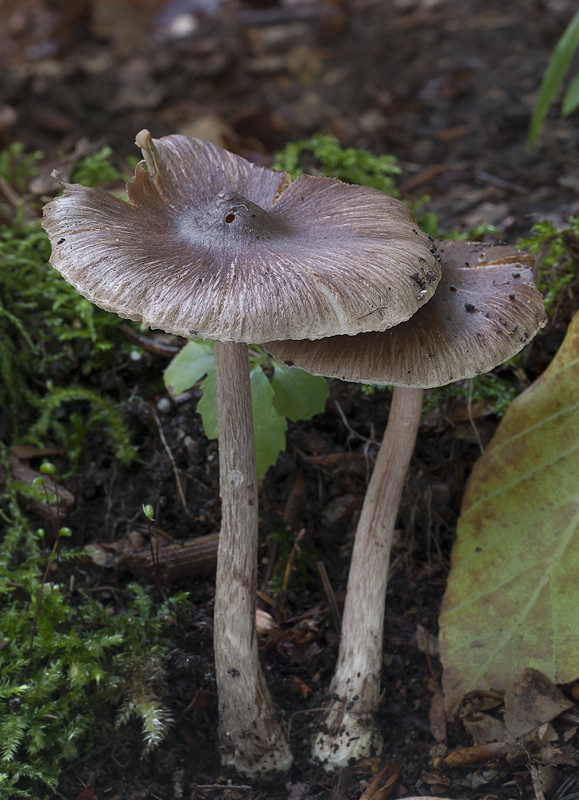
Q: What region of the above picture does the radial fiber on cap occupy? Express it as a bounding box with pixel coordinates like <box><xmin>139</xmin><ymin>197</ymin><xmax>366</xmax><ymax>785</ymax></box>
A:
<box><xmin>43</xmin><ymin>132</ymin><xmax>441</xmax><ymax>343</ymax></box>
<box><xmin>265</xmin><ymin>242</ymin><xmax>546</xmax><ymax>387</ymax></box>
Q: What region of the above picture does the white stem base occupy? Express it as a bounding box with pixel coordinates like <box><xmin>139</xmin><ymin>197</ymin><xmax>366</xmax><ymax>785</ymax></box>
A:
<box><xmin>312</xmin><ymin>711</ymin><xmax>383</xmax><ymax>769</ymax></box>
<box><xmin>213</xmin><ymin>341</ymin><xmax>292</xmax><ymax>776</ymax></box>
<box><xmin>313</xmin><ymin>387</ymin><xmax>423</xmax><ymax>770</ymax></box>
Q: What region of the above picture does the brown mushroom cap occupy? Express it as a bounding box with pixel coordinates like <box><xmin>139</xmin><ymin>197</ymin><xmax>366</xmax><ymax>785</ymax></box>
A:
<box><xmin>42</xmin><ymin>131</ymin><xmax>442</xmax><ymax>344</ymax></box>
<box><xmin>265</xmin><ymin>241</ymin><xmax>546</xmax><ymax>388</ymax></box>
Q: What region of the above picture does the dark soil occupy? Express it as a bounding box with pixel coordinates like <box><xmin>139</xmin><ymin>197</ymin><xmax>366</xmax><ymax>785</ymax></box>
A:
<box><xmin>2</xmin><ymin>1</ymin><xmax>579</xmax><ymax>798</ymax></box>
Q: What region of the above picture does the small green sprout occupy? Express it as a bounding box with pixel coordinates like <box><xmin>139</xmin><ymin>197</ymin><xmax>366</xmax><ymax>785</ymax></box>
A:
<box><xmin>39</xmin><ymin>462</ymin><xmax>56</xmax><ymax>476</ymax></box>
<box><xmin>164</xmin><ymin>341</ymin><xmax>328</xmax><ymax>480</ymax></box>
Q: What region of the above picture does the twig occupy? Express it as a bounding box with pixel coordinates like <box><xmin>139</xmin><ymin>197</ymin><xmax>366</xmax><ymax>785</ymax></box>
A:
<box><xmin>359</xmin><ymin>762</ymin><xmax>401</xmax><ymax>800</ymax></box>
<box><xmin>317</xmin><ymin>561</ymin><xmax>341</xmax><ymax>634</ymax></box>
<box><xmin>475</xmin><ymin>168</ymin><xmax>530</xmax><ymax>195</ymax></box>
<box><xmin>334</xmin><ymin>400</ymin><xmax>376</xmax><ymax>481</ymax></box>
<box><xmin>334</xmin><ymin>399</ymin><xmax>371</xmax><ymax>443</ymax></box>
<box><xmin>147</xmin><ymin>404</ymin><xmax>194</xmax><ymax>518</ymax></box>
<box><xmin>119</xmin><ymin>323</ymin><xmax>181</xmax><ymax>356</ymax></box>
<box><xmin>147</xmin><ymin>514</ymin><xmax>169</xmax><ymax>602</ymax></box>
<box><xmin>529</xmin><ymin>764</ymin><xmax>546</xmax><ymax>800</ymax></box>
<box><xmin>190</xmin><ymin>786</ymin><xmax>253</xmax><ymax>791</ymax></box>
<box><xmin>281</xmin><ymin>527</ymin><xmax>306</xmax><ymax>594</ymax></box>
<box><xmin>0</xmin><ymin>175</ymin><xmax>21</xmax><ymax>206</ymax></box>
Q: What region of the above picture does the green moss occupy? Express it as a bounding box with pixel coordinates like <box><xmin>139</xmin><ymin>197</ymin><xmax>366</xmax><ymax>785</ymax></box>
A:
<box><xmin>0</xmin><ymin>142</ymin><xmax>139</xmax><ymax>461</ymax></box>
<box><xmin>274</xmin><ymin>134</ymin><xmax>401</xmax><ymax>196</ymax></box>
<box><xmin>71</xmin><ymin>146</ymin><xmax>127</xmax><ymax>188</ymax></box>
<box><xmin>0</xmin><ymin>461</ymin><xmax>187</xmax><ymax>797</ymax></box>
<box><xmin>518</xmin><ymin>217</ymin><xmax>579</xmax><ymax>314</ymax></box>
<box><xmin>0</xmin><ymin>143</ymin><xmax>188</xmax><ymax>797</ymax></box>
<box><xmin>422</xmin><ymin>373</ymin><xmax>520</xmax><ymax>419</ymax></box>
<box><xmin>273</xmin><ymin>135</ymin><xmax>498</xmax><ymax>239</ymax></box>
<box><xmin>0</xmin><ymin>142</ymin><xmax>43</xmax><ymax>194</ymax></box>
<box><xmin>27</xmin><ymin>386</ymin><xmax>136</xmax><ymax>468</ymax></box>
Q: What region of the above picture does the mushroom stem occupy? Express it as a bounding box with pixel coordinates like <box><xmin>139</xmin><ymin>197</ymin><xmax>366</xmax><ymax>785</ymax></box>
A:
<box><xmin>213</xmin><ymin>340</ymin><xmax>292</xmax><ymax>776</ymax></box>
<box><xmin>313</xmin><ymin>385</ymin><xmax>424</xmax><ymax>769</ymax></box>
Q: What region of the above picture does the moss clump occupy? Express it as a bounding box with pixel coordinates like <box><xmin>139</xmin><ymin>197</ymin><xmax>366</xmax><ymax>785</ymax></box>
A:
<box><xmin>0</xmin><ymin>462</ymin><xmax>187</xmax><ymax>798</ymax></box>
<box><xmin>274</xmin><ymin>133</ymin><xmax>402</xmax><ymax>196</ymax></box>
<box><xmin>518</xmin><ymin>217</ymin><xmax>579</xmax><ymax>315</ymax></box>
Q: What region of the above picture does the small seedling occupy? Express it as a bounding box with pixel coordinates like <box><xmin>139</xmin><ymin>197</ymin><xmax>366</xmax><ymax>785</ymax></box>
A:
<box><xmin>164</xmin><ymin>341</ymin><xmax>329</xmax><ymax>479</ymax></box>
<box><xmin>142</xmin><ymin>503</ymin><xmax>168</xmax><ymax>602</ymax></box>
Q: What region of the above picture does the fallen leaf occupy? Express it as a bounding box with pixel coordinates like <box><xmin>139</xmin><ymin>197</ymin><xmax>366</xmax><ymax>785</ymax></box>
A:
<box><xmin>416</xmin><ymin>624</ymin><xmax>440</xmax><ymax>657</ymax></box>
<box><xmin>462</xmin><ymin>711</ymin><xmax>505</xmax><ymax>745</ymax></box>
<box><xmin>288</xmin><ymin>675</ymin><xmax>312</xmax><ymax>700</ymax></box>
<box><xmin>503</xmin><ymin>668</ymin><xmax>572</xmax><ymax>739</ymax></box>
<box><xmin>507</xmin><ymin>721</ymin><xmax>559</xmax><ymax>764</ymax></box>
<box><xmin>321</xmin><ymin>493</ymin><xmax>363</xmax><ymax>526</ymax></box>
<box><xmin>10</xmin><ymin>444</ymin><xmax>63</xmax><ymax>459</ymax></box>
<box><xmin>439</xmin><ymin>310</ymin><xmax>579</xmax><ymax>714</ymax></box>
<box><xmin>73</xmin><ymin>787</ymin><xmax>94</xmax><ymax>800</ymax></box>
<box><xmin>438</xmin><ymin>740</ymin><xmax>507</xmax><ymax>768</ymax></box>
<box><xmin>428</xmin><ymin>687</ymin><xmax>447</xmax><ymax>744</ymax></box>
<box><xmin>358</xmin><ymin>762</ymin><xmax>401</xmax><ymax>800</ymax></box>
<box><xmin>302</xmin><ymin>451</ymin><xmax>372</xmax><ymax>476</ymax></box>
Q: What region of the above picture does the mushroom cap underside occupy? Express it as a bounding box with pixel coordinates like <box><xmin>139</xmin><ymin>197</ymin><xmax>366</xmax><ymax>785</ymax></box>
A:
<box><xmin>42</xmin><ymin>131</ymin><xmax>442</xmax><ymax>343</ymax></box>
<box><xmin>264</xmin><ymin>241</ymin><xmax>546</xmax><ymax>388</ymax></box>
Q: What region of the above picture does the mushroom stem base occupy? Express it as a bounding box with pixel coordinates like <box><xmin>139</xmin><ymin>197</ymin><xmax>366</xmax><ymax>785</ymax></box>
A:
<box><xmin>312</xmin><ymin>711</ymin><xmax>383</xmax><ymax>770</ymax></box>
<box><xmin>313</xmin><ymin>386</ymin><xmax>424</xmax><ymax>770</ymax></box>
<box><xmin>213</xmin><ymin>341</ymin><xmax>292</xmax><ymax>776</ymax></box>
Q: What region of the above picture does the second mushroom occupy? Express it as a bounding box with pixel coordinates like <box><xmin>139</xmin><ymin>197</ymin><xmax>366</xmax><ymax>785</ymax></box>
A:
<box><xmin>266</xmin><ymin>239</ymin><xmax>546</xmax><ymax>768</ymax></box>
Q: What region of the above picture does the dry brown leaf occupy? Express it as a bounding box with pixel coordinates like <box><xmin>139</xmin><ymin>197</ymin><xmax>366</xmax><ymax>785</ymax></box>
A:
<box><xmin>503</xmin><ymin>668</ymin><xmax>573</xmax><ymax>739</ymax></box>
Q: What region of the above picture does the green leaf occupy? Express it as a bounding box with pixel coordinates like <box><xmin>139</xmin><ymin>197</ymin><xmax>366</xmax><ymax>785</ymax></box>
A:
<box><xmin>197</xmin><ymin>368</ymin><xmax>218</xmax><ymax>439</ymax></box>
<box><xmin>197</xmin><ymin>365</ymin><xmax>287</xmax><ymax>479</ymax></box>
<box><xmin>250</xmin><ymin>364</ymin><xmax>287</xmax><ymax>479</ymax></box>
<box><xmin>528</xmin><ymin>9</ymin><xmax>579</xmax><ymax>146</ymax></box>
<box><xmin>562</xmin><ymin>69</ymin><xmax>579</xmax><ymax>116</ymax></box>
<box><xmin>271</xmin><ymin>363</ymin><xmax>329</xmax><ymax>422</ymax></box>
<box><xmin>163</xmin><ymin>340</ymin><xmax>215</xmax><ymax>397</ymax></box>
<box><xmin>439</xmin><ymin>311</ymin><xmax>579</xmax><ymax>714</ymax></box>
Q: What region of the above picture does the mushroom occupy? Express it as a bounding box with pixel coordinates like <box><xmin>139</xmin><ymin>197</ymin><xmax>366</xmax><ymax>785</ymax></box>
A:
<box><xmin>41</xmin><ymin>130</ymin><xmax>442</xmax><ymax>775</ymax></box>
<box><xmin>265</xmin><ymin>240</ymin><xmax>546</xmax><ymax>769</ymax></box>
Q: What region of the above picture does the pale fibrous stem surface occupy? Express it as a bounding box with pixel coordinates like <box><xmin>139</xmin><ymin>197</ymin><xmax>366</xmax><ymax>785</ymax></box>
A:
<box><xmin>313</xmin><ymin>386</ymin><xmax>424</xmax><ymax>768</ymax></box>
<box><xmin>213</xmin><ymin>341</ymin><xmax>292</xmax><ymax>776</ymax></box>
